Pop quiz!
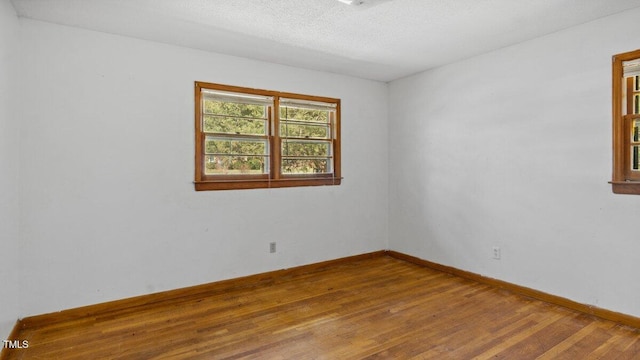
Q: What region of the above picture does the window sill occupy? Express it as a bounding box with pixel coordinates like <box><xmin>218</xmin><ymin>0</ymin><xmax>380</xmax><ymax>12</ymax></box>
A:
<box><xmin>195</xmin><ymin>177</ymin><xmax>342</xmax><ymax>191</ymax></box>
<box><xmin>610</xmin><ymin>181</ymin><xmax>640</xmax><ymax>195</ymax></box>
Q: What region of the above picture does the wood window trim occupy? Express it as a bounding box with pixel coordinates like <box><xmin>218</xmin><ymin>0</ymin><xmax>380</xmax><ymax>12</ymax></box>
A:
<box><xmin>194</xmin><ymin>82</ymin><xmax>342</xmax><ymax>191</ymax></box>
<box><xmin>611</xmin><ymin>49</ymin><xmax>640</xmax><ymax>195</ymax></box>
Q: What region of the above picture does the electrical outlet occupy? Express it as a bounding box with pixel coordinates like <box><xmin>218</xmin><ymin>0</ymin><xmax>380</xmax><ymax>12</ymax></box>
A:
<box><xmin>492</xmin><ymin>246</ymin><xmax>501</xmax><ymax>260</ymax></box>
<box><xmin>269</xmin><ymin>242</ymin><xmax>276</xmax><ymax>253</ymax></box>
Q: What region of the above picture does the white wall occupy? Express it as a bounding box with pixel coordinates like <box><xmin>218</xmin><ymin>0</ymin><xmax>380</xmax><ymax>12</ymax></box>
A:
<box><xmin>17</xmin><ymin>20</ymin><xmax>388</xmax><ymax>317</ymax></box>
<box><xmin>389</xmin><ymin>8</ymin><xmax>640</xmax><ymax>317</ymax></box>
<box><xmin>0</xmin><ymin>0</ymin><xmax>21</xmax><ymax>338</ymax></box>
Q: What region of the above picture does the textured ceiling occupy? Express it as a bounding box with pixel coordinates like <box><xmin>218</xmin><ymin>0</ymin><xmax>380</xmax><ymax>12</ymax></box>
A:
<box><xmin>10</xmin><ymin>0</ymin><xmax>640</xmax><ymax>81</ymax></box>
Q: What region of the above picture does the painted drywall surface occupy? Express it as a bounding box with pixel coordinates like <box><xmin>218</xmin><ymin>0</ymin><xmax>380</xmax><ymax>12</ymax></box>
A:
<box><xmin>0</xmin><ymin>0</ymin><xmax>21</xmax><ymax>338</ymax></box>
<box><xmin>389</xmin><ymin>7</ymin><xmax>640</xmax><ymax>317</ymax></box>
<box><xmin>17</xmin><ymin>19</ymin><xmax>388</xmax><ymax>317</ymax></box>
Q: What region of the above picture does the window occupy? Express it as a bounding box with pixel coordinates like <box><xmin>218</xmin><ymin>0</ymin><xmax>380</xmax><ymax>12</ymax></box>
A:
<box><xmin>194</xmin><ymin>82</ymin><xmax>341</xmax><ymax>190</ymax></box>
<box><xmin>612</xmin><ymin>49</ymin><xmax>640</xmax><ymax>194</ymax></box>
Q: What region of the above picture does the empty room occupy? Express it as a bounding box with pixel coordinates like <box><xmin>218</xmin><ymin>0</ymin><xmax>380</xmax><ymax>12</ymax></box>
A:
<box><xmin>1</xmin><ymin>0</ymin><xmax>640</xmax><ymax>358</ymax></box>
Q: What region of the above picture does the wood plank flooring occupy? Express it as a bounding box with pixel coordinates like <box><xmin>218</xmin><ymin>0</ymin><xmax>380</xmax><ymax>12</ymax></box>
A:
<box><xmin>3</xmin><ymin>256</ymin><xmax>639</xmax><ymax>359</ymax></box>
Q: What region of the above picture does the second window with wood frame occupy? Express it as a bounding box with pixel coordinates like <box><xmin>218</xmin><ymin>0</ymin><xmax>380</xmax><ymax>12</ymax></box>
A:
<box><xmin>194</xmin><ymin>82</ymin><xmax>341</xmax><ymax>191</ymax></box>
<box><xmin>611</xmin><ymin>49</ymin><xmax>640</xmax><ymax>194</ymax></box>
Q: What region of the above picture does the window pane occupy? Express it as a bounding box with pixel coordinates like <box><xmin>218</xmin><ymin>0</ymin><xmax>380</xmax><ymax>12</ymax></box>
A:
<box><xmin>635</xmin><ymin>94</ymin><xmax>640</xmax><ymax>114</ymax></box>
<box><xmin>280</xmin><ymin>106</ymin><xmax>330</xmax><ymax>123</ymax></box>
<box><xmin>282</xmin><ymin>159</ymin><xmax>330</xmax><ymax>174</ymax></box>
<box><xmin>205</xmin><ymin>137</ymin><xmax>267</xmax><ymax>156</ymax></box>
<box><xmin>280</xmin><ymin>123</ymin><xmax>329</xmax><ymax>139</ymax></box>
<box><xmin>204</xmin><ymin>155</ymin><xmax>268</xmax><ymax>175</ymax></box>
<box><xmin>202</xmin><ymin>89</ymin><xmax>272</xmax><ymax>105</ymax></box>
<box><xmin>204</xmin><ymin>100</ymin><xmax>266</xmax><ymax>118</ymax></box>
<box><xmin>204</xmin><ymin>115</ymin><xmax>266</xmax><ymax>135</ymax></box>
<box><xmin>203</xmin><ymin>99</ymin><xmax>268</xmax><ymax>136</ymax></box>
<box><xmin>633</xmin><ymin>146</ymin><xmax>640</xmax><ymax>171</ymax></box>
<box><xmin>634</xmin><ymin>120</ymin><xmax>640</xmax><ymax>142</ymax></box>
<box><xmin>282</xmin><ymin>141</ymin><xmax>330</xmax><ymax>157</ymax></box>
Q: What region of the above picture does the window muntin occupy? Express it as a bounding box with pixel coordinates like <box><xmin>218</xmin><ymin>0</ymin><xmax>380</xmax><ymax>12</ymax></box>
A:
<box><xmin>195</xmin><ymin>82</ymin><xmax>341</xmax><ymax>190</ymax></box>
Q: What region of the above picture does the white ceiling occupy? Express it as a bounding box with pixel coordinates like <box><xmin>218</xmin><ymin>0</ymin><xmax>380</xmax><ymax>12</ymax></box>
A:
<box><xmin>10</xmin><ymin>0</ymin><xmax>640</xmax><ymax>82</ymax></box>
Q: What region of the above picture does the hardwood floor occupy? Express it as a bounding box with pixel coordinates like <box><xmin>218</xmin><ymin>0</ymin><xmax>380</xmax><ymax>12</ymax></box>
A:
<box><xmin>3</xmin><ymin>256</ymin><xmax>640</xmax><ymax>359</ymax></box>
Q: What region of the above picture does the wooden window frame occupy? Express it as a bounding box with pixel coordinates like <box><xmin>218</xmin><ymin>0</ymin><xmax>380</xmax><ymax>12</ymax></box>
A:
<box><xmin>611</xmin><ymin>49</ymin><xmax>640</xmax><ymax>194</ymax></box>
<box><xmin>194</xmin><ymin>82</ymin><xmax>342</xmax><ymax>191</ymax></box>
